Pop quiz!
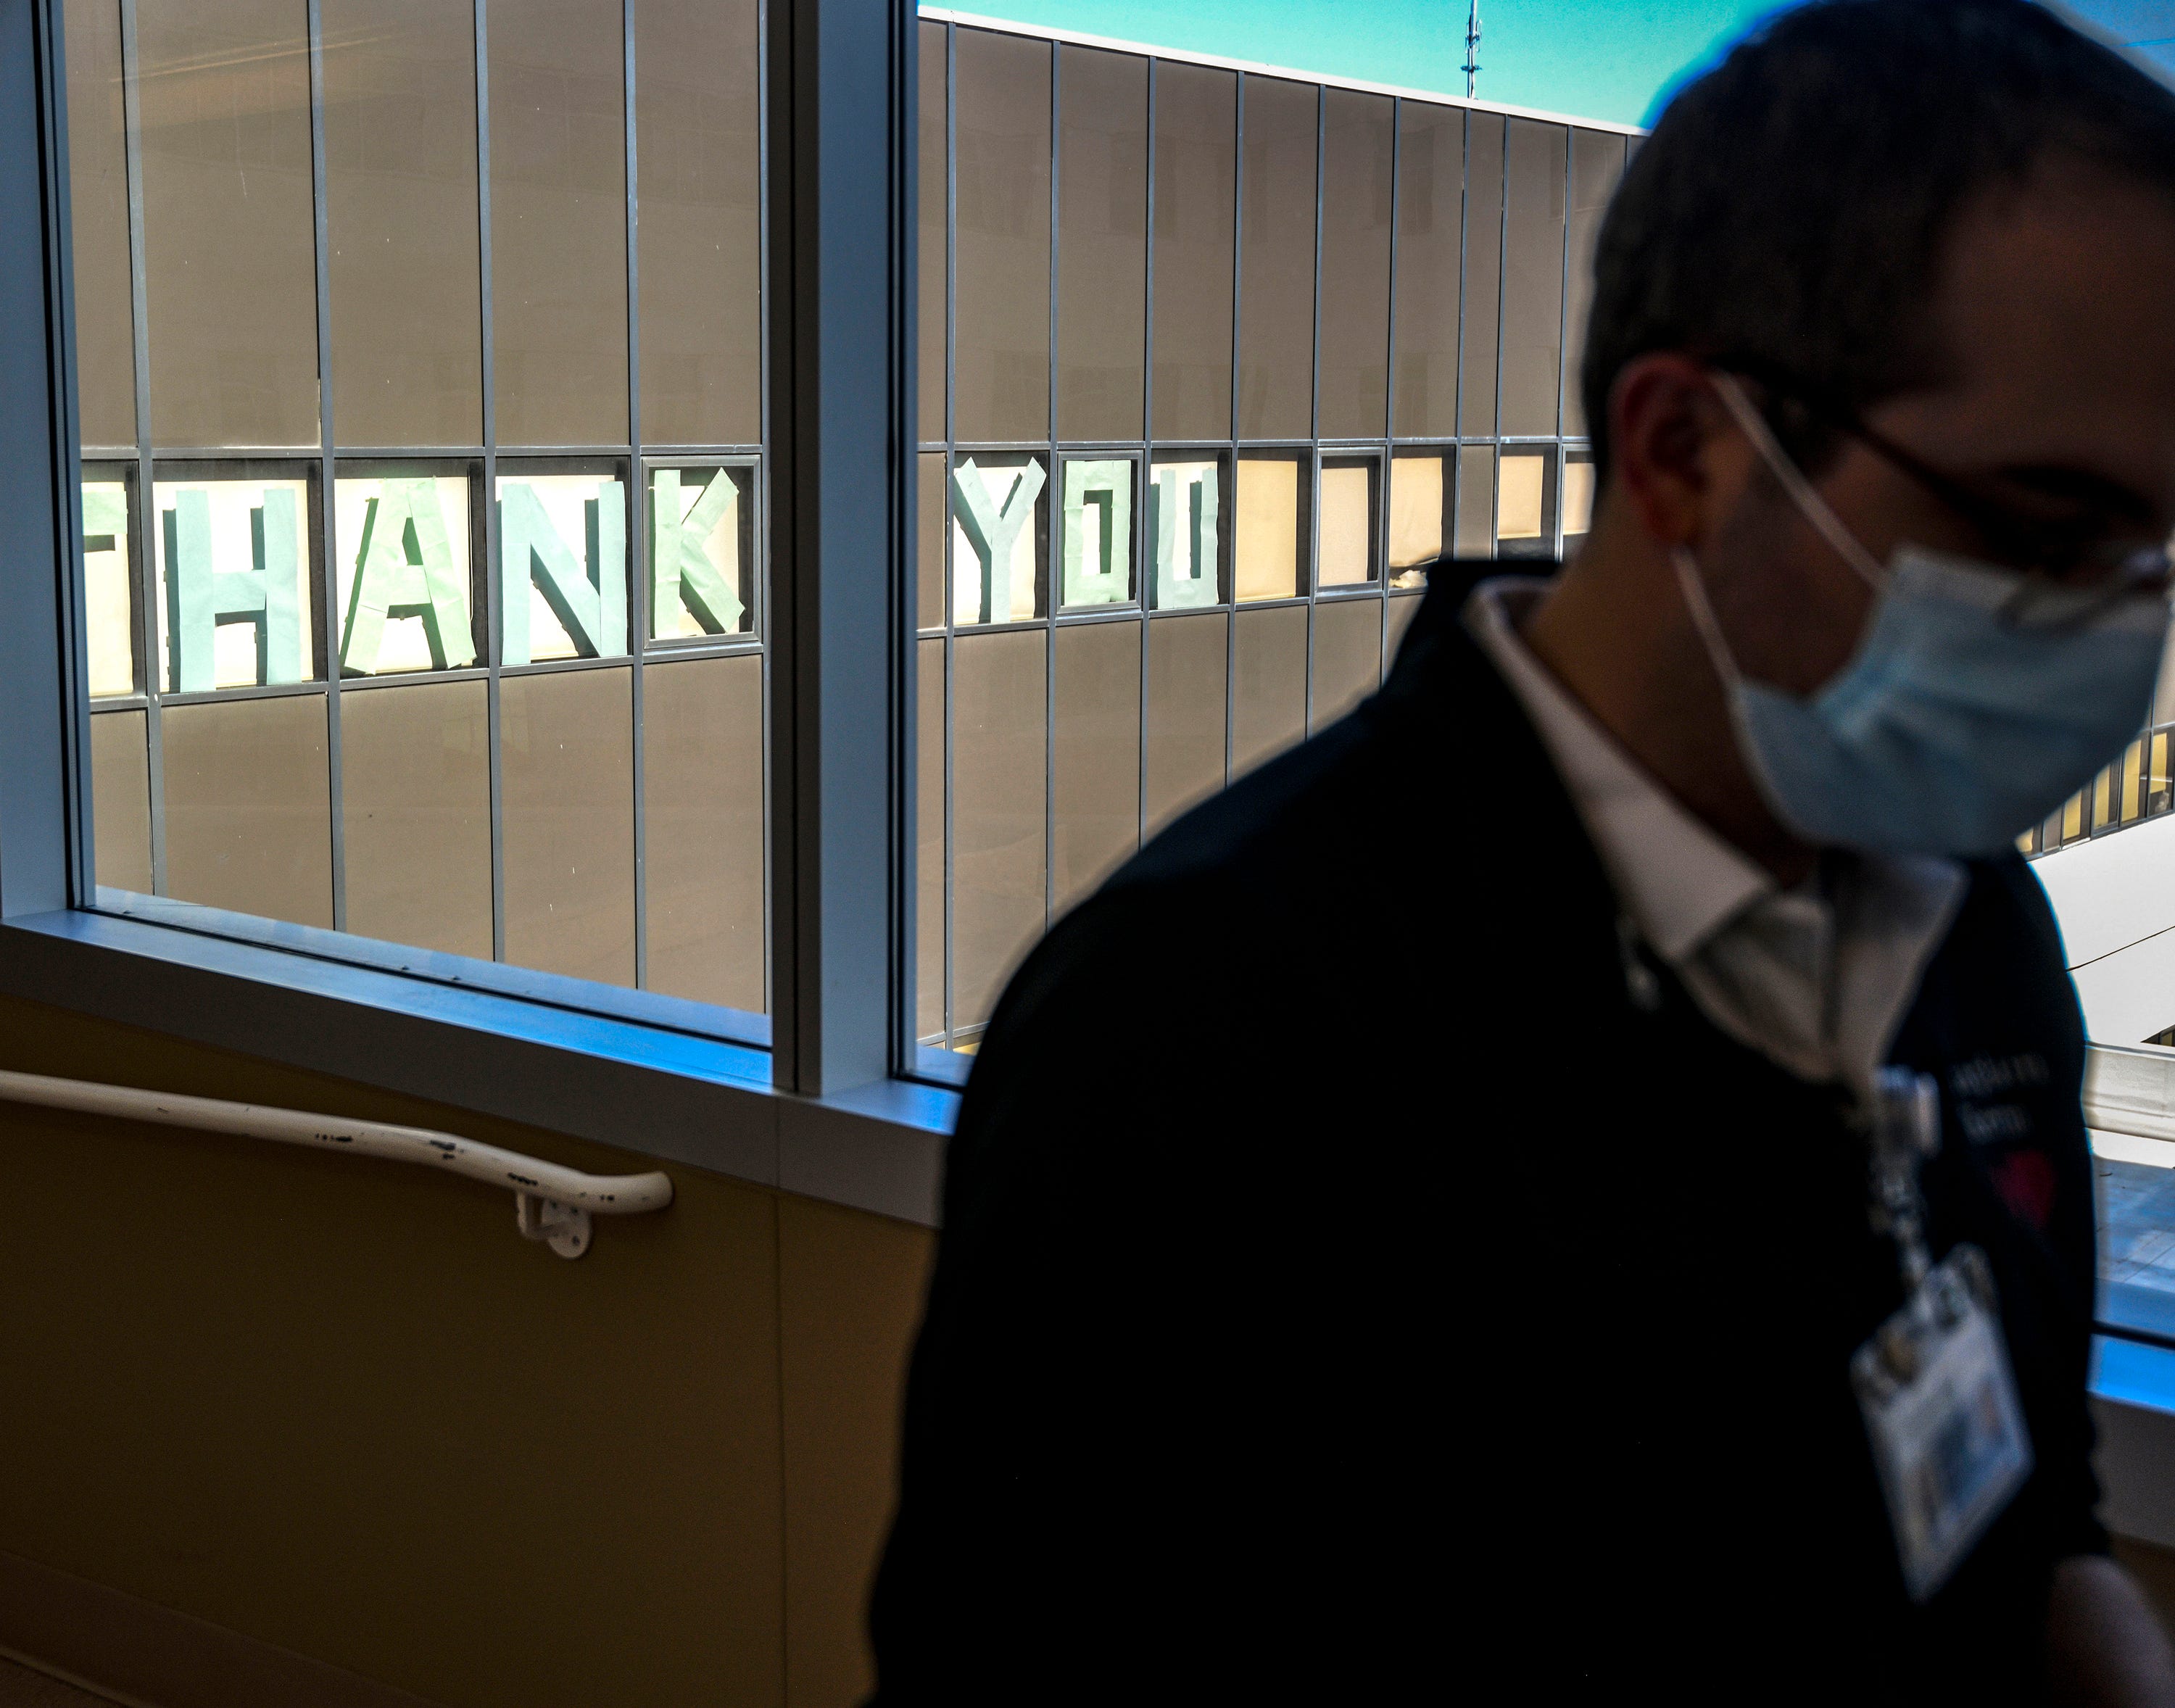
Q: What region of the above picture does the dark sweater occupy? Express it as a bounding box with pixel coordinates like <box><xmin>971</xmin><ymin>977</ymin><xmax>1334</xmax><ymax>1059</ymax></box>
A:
<box><xmin>870</xmin><ymin>566</ymin><xmax>2105</xmax><ymax>1703</ymax></box>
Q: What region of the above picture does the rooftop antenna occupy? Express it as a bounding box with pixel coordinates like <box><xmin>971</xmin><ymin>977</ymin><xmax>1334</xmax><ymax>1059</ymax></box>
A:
<box><xmin>1463</xmin><ymin>0</ymin><xmax>1481</xmax><ymax>97</ymax></box>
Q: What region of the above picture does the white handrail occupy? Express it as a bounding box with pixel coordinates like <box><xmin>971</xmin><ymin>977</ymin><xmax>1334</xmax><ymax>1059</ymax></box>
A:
<box><xmin>0</xmin><ymin>1067</ymin><xmax>672</xmax><ymax>1259</ymax></box>
<box><xmin>2087</xmin><ymin>1100</ymin><xmax>2175</xmax><ymax>1145</ymax></box>
<box><xmin>2086</xmin><ymin>1043</ymin><xmax>2175</xmax><ymax>1153</ymax></box>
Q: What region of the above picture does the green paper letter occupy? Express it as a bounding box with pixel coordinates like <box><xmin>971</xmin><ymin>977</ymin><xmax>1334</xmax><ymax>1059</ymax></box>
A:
<box><xmin>497</xmin><ymin>481</ymin><xmax>627</xmax><ymax>665</ymax></box>
<box><xmin>341</xmin><ymin>479</ymin><xmax>474</xmax><ymax>675</ymax></box>
<box><xmin>1151</xmin><ymin>465</ymin><xmax>1220</xmax><ymax>610</ymax></box>
<box><xmin>1062</xmin><ymin>461</ymin><xmax>1132</xmax><ymax>608</ymax></box>
<box><xmin>951</xmin><ymin>457</ymin><xmax>1045</xmax><ymax>624</ymax></box>
<box><xmin>651</xmin><ymin>468</ymin><xmax>745</xmax><ymax>637</ymax></box>
<box><xmin>165</xmin><ymin>486</ymin><xmax>304</xmax><ymax>692</ymax></box>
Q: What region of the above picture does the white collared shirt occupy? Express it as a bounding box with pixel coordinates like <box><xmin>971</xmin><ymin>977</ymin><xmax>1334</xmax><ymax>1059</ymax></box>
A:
<box><xmin>1463</xmin><ymin>578</ymin><xmax>1966</xmax><ymax>1095</ymax></box>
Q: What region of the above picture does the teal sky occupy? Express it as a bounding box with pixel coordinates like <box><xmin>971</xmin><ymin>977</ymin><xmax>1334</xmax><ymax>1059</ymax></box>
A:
<box><xmin>940</xmin><ymin>1</ymin><xmax>2175</xmax><ymax>128</ymax></box>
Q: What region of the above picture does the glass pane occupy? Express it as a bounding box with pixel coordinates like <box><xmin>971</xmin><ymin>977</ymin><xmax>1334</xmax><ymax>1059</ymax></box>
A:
<box><xmin>1496</xmin><ymin>449</ymin><xmax>1554</xmax><ymax>559</ymax></box>
<box><xmin>488</xmin><ymin>0</ymin><xmax>629</xmax><ymax>447</ymax></box>
<box><xmin>1459</xmin><ymin>115</ymin><xmax>1504</xmax><ymax>437</ymax></box>
<box><xmin>1501</xmin><ymin>120</ymin><xmax>1567</xmax><ymax>437</ymax></box>
<box><xmin>64</xmin><ymin>0</ymin><xmax>135</xmax><ymax>450</ymax></box>
<box><xmin>1498</xmin><ymin>453</ymin><xmax>1545</xmax><ymax>539</ymax></box>
<box><xmin>916</xmin><ymin>638</ymin><xmax>946</xmax><ymax>1043</ymax></box>
<box><xmin>1391</xmin><ymin>103</ymin><xmax>1462</xmax><ymax>440</ymax></box>
<box><xmin>1455</xmin><ymin>445</ymin><xmax>1495</xmax><ymax>556</ymax></box>
<box><xmin>1388</xmin><ymin>454</ymin><xmax>1443</xmax><ymax>589</ymax></box>
<box><xmin>64</xmin><ymin>0</ymin><xmax>771</xmax><ymax>1032</ymax></box>
<box><xmin>950</xmin><ymin>454</ymin><xmax>1045</xmax><ymax>625</ymax></box>
<box><xmin>918</xmin><ymin>453</ymin><xmax>948</xmax><ymax>630</ymax></box>
<box><xmin>1056</xmin><ymin>47</ymin><xmax>1146</xmax><ymax>443</ymax></box>
<box><xmin>83</xmin><ymin>469</ymin><xmax>138</xmax><ymax>697</ymax></box>
<box><xmin>333</xmin><ymin>472</ymin><xmax>480</xmax><ymax>676</ymax></box>
<box><xmin>494</xmin><ymin>468</ymin><xmax>629</xmax><ymax>662</ymax></box>
<box><xmin>1563</xmin><ymin>130</ymin><xmax>1627</xmax><ymax>438</ymax></box>
<box><xmin>339</xmin><ymin>678</ymin><xmax>492</xmax><ymax>956</ymax></box>
<box><xmin>1562</xmin><ymin>454</ymin><xmax>1596</xmax><ymax>553</ymax></box>
<box><xmin>500</xmin><ymin>665</ymin><xmax>635</xmax><ymax>984</ymax></box>
<box><xmin>1231</xmin><ymin>602</ymin><xmax>1306</xmax><ymax>778</ymax></box>
<box><xmin>323</xmin><ymin>0</ymin><xmax>484</xmax><ymax>447</ymax></box>
<box><xmin>646</xmin><ymin>465</ymin><xmax>755</xmax><ymax>641</ymax></box>
<box><xmin>89</xmin><ymin>709</ymin><xmax>153</xmax><ymax>894</ymax></box>
<box><xmin>918</xmin><ymin>20</ymin><xmax>949</xmax><ymax>445</ymax></box>
<box><xmin>1151</xmin><ymin>62</ymin><xmax>1235</xmax><ymax>443</ymax></box>
<box><xmin>643</xmin><ymin>654</ymin><xmax>766</xmax><ymax>1011</ymax></box>
<box><xmin>950</xmin><ymin>628</ymin><xmax>1046</xmax><ymax>1034</ymax></box>
<box><xmin>1311</xmin><ymin>595</ymin><xmax>1381</xmax><ymax>729</ymax></box>
<box><xmin>1317</xmin><ymin>90</ymin><xmax>1391</xmax><ymax>440</ymax></box>
<box><xmin>153</xmin><ymin>474</ymin><xmax>319</xmax><ymax>692</ymax></box>
<box><xmin>138</xmin><ymin>0</ymin><xmax>320</xmax><ymax>448</ymax></box>
<box><xmin>1318</xmin><ymin>457</ymin><xmax>1377</xmax><ymax>586</ymax></box>
<box><xmin>635</xmin><ymin>0</ymin><xmax>760</xmax><ymax>447</ymax></box>
<box><xmin>1144</xmin><ymin>611</ymin><xmax>1226</xmax><ymax>834</ymax></box>
<box><xmin>1238</xmin><ymin>78</ymin><xmax>1316</xmax><ymax>439</ymax></box>
<box><xmin>1052</xmin><ymin>618</ymin><xmax>1140</xmax><ymax>913</ymax></box>
<box><xmin>1150</xmin><ymin>455</ymin><xmax>1222</xmax><ymax>610</ymax></box>
<box><xmin>1235</xmin><ymin>453</ymin><xmax>1301</xmax><ymax>601</ymax></box>
<box><xmin>953</xmin><ymin>28</ymin><xmax>1051</xmax><ymax>444</ymax></box>
<box><xmin>162</xmin><ymin>693</ymin><xmax>333</xmax><ymax>926</ymax></box>
<box><xmin>1059</xmin><ymin>458</ymin><xmax>1136</xmax><ymax>609</ymax></box>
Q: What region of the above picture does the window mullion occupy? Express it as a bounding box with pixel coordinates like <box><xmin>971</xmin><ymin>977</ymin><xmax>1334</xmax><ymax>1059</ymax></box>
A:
<box><xmin>766</xmin><ymin>0</ymin><xmax>915</xmax><ymax>1096</ymax></box>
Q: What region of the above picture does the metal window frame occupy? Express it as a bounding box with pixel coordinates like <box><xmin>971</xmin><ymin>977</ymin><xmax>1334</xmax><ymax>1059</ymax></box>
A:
<box><xmin>0</xmin><ymin>0</ymin><xmax>953</xmax><ymax>1230</ymax></box>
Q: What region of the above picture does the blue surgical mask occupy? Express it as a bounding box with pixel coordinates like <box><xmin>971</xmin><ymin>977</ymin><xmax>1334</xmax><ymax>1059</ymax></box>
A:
<box><xmin>1672</xmin><ymin>379</ymin><xmax>2172</xmax><ymax>858</ymax></box>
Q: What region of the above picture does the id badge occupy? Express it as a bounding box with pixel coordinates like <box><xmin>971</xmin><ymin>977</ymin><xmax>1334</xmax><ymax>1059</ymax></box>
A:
<box><xmin>1851</xmin><ymin>1245</ymin><xmax>2033</xmax><ymax>1603</ymax></box>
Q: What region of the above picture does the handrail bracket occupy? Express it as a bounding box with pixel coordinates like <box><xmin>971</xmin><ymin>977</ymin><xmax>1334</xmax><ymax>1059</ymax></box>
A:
<box><xmin>515</xmin><ymin>1193</ymin><xmax>592</xmax><ymax>1260</ymax></box>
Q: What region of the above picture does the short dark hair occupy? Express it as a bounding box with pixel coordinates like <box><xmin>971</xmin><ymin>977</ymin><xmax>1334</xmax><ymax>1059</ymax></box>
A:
<box><xmin>1583</xmin><ymin>0</ymin><xmax>2175</xmax><ymax>476</ymax></box>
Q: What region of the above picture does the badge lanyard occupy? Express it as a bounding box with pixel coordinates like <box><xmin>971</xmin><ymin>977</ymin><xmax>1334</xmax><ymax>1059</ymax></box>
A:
<box><xmin>1853</xmin><ymin>1067</ymin><xmax>2034</xmax><ymax>1603</ymax></box>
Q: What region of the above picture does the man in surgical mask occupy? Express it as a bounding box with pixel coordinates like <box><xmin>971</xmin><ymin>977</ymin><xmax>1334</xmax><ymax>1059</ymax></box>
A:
<box><xmin>873</xmin><ymin>2</ymin><xmax>2175</xmax><ymax>1700</ymax></box>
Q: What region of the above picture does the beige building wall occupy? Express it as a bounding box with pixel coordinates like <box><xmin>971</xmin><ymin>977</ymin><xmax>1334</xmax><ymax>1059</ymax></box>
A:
<box><xmin>0</xmin><ymin>992</ymin><xmax>932</xmax><ymax>1708</ymax></box>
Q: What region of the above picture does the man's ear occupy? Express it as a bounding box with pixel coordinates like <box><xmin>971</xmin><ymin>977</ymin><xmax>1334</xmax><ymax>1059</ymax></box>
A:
<box><xmin>1607</xmin><ymin>354</ymin><xmax>1745</xmax><ymax>550</ymax></box>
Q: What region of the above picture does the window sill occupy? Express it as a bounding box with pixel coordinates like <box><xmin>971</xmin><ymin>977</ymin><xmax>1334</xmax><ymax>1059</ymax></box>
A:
<box><xmin>0</xmin><ymin>908</ymin><xmax>957</xmax><ymax>1227</ymax></box>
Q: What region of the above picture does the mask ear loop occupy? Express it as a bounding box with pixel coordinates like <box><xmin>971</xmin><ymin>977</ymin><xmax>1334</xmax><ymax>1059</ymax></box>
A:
<box><xmin>1670</xmin><ymin>544</ymin><xmax>1746</xmax><ymax>690</ymax></box>
<box><xmin>1709</xmin><ymin>373</ymin><xmax>1889</xmax><ymax>592</ymax></box>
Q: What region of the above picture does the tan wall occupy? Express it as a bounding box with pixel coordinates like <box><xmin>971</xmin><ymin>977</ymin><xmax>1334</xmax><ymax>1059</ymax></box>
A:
<box><xmin>2116</xmin><ymin>1538</ymin><xmax>2175</xmax><ymax>1638</ymax></box>
<box><xmin>0</xmin><ymin>992</ymin><xmax>934</xmax><ymax>1708</ymax></box>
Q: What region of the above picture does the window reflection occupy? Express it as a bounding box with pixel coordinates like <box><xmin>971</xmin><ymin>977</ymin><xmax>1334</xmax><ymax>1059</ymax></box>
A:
<box><xmin>69</xmin><ymin>0</ymin><xmax>769</xmax><ymax>1020</ymax></box>
<box><xmin>913</xmin><ymin>19</ymin><xmax>1625</xmax><ymax>1054</ymax></box>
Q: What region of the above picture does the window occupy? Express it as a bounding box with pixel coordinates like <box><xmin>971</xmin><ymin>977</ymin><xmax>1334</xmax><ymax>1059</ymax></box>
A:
<box><xmin>18</xmin><ymin>0</ymin><xmax>1643</xmax><ymax>1165</ymax></box>
<box><xmin>911</xmin><ymin>19</ymin><xmax>1633</xmax><ymax>1057</ymax></box>
<box><xmin>65</xmin><ymin>0</ymin><xmax>770</xmax><ymax>1024</ymax></box>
